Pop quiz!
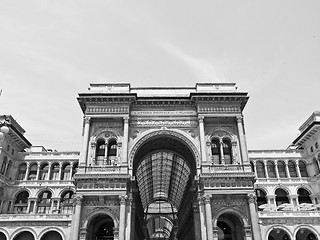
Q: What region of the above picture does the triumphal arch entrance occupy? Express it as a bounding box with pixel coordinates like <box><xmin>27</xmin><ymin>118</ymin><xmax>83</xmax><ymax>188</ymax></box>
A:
<box><xmin>73</xmin><ymin>83</ymin><xmax>260</xmax><ymax>240</ymax></box>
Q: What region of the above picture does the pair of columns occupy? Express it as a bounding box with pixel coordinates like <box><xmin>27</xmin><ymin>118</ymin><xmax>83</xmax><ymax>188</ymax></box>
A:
<box><xmin>71</xmin><ymin>194</ymin><xmax>132</xmax><ymax>240</ymax></box>
<box><xmin>198</xmin><ymin>115</ymin><xmax>249</xmax><ymax>164</ymax></box>
<box><xmin>80</xmin><ymin>116</ymin><xmax>129</xmax><ymax>167</ymax></box>
<box><xmin>198</xmin><ymin>194</ymin><xmax>261</xmax><ymax>240</ymax></box>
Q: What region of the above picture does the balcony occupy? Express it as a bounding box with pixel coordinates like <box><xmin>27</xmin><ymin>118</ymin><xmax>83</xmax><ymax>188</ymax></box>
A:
<box><xmin>0</xmin><ymin>213</ymin><xmax>72</xmax><ymax>221</ymax></box>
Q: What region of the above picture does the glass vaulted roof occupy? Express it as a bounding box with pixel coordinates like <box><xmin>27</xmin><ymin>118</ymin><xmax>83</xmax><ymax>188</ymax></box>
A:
<box><xmin>136</xmin><ymin>151</ymin><xmax>191</xmax><ymax>211</ymax></box>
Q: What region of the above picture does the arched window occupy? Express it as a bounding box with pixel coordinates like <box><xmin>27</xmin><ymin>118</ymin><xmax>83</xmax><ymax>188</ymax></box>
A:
<box><xmin>316</xmin><ymin>142</ymin><xmax>319</xmax><ymax>149</ymax></box>
<box><xmin>107</xmin><ymin>139</ymin><xmax>117</xmax><ymax>165</ymax></box>
<box><xmin>313</xmin><ymin>157</ymin><xmax>320</xmax><ymax>175</ymax></box>
<box><xmin>39</xmin><ymin>163</ymin><xmax>49</xmax><ymax>180</ymax></box>
<box><xmin>96</xmin><ymin>139</ymin><xmax>106</xmax><ymax>165</ymax></box>
<box><xmin>297</xmin><ymin>188</ymin><xmax>312</xmax><ymax>204</ymax></box>
<box><xmin>27</xmin><ymin>163</ymin><xmax>38</xmax><ymax>180</ymax></box>
<box><xmin>211</xmin><ymin>139</ymin><xmax>220</xmax><ymax>164</ymax></box>
<box><xmin>277</xmin><ymin>161</ymin><xmax>287</xmax><ymax>178</ymax></box>
<box><xmin>5</xmin><ymin>160</ymin><xmax>12</xmax><ymax>178</ymax></box>
<box><xmin>222</xmin><ymin>139</ymin><xmax>232</xmax><ymax>164</ymax></box>
<box><xmin>61</xmin><ymin>163</ymin><xmax>71</xmax><ymax>180</ymax></box>
<box><xmin>0</xmin><ymin>156</ymin><xmax>8</xmax><ymax>175</ymax></box>
<box><xmin>256</xmin><ymin>161</ymin><xmax>266</xmax><ymax>178</ymax></box>
<box><xmin>37</xmin><ymin>191</ymin><xmax>52</xmax><ymax>214</ymax></box>
<box><xmin>60</xmin><ymin>191</ymin><xmax>74</xmax><ymax>214</ymax></box>
<box><xmin>288</xmin><ymin>160</ymin><xmax>298</xmax><ymax>177</ymax></box>
<box><xmin>299</xmin><ymin>161</ymin><xmax>308</xmax><ymax>177</ymax></box>
<box><xmin>14</xmin><ymin>191</ymin><xmax>29</xmax><ymax>213</ymax></box>
<box><xmin>17</xmin><ymin>163</ymin><xmax>27</xmax><ymax>180</ymax></box>
<box><xmin>267</xmin><ymin>161</ymin><xmax>277</xmax><ymax>178</ymax></box>
<box><xmin>275</xmin><ymin>188</ymin><xmax>289</xmax><ymax>207</ymax></box>
<box><xmin>256</xmin><ymin>189</ymin><xmax>267</xmax><ymax>210</ymax></box>
<box><xmin>311</xmin><ymin>146</ymin><xmax>314</xmax><ymax>153</ymax></box>
<box><xmin>50</xmin><ymin>163</ymin><xmax>60</xmax><ymax>180</ymax></box>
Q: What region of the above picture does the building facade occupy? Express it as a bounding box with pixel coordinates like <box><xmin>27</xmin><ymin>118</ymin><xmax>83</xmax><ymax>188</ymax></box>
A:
<box><xmin>0</xmin><ymin>83</ymin><xmax>319</xmax><ymax>240</ymax></box>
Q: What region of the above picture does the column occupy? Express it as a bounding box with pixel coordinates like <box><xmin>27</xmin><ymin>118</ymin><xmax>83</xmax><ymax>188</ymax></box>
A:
<box><xmin>24</xmin><ymin>162</ymin><xmax>30</xmax><ymax>181</ymax></box>
<box><xmin>47</xmin><ymin>162</ymin><xmax>52</xmax><ymax>181</ymax></box>
<box><xmin>231</xmin><ymin>141</ymin><xmax>238</xmax><ymax>164</ymax></box>
<box><xmin>199</xmin><ymin>116</ymin><xmax>207</xmax><ymax>163</ymax></box>
<box><xmin>71</xmin><ymin>195</ymin><xmax>83</xmax><ymax>240</ymax></box>
<box><xmin>247</xmin><ymin>194</ymin><xmax>262</xmax><ymax>240</ymax></box>
<box><xmin>236</xmin><ymin>116</ymin><xmax>249</xmax><ymax>164</ymax></box>
<box><xmin>193</xmin><ymin>201</ymin><xmax>201</xmax><ymax>240</ymax></box>
<box><xmin>36</xmin><ymin>162</ymin><xmax>41</xmax><ymax>180</ymax></box>
<box><xmin>264</xmin><ymin>160</ymin><xmax>269</xmax><ymax>178</ymax></box>
<box><xmin>79</xmin><ymin>116</ymin><xmax>91</xmax><ymax>166</ymax></box>
<box><xmin>90</xmin><ymin>142</ymin><xmax>96</xmax><ymax>165</ymax></box>
<box><xmin>219</xmin><ymin>138</ymin><xmax>225</xmax><ymax>164</ymax></box>
<box><xmin>274</xmin><ymin>161</ymin><xmax>279</xmax><ymax>178</ymax></box>
<box><xmin>197</xmin><ymin>198</ymin><xmax>207</xmax><ymax>240</ymax></box>
<box><xmin>69</xmin><ymin>162</ymin><xmax>74</xmax><ymax>180</ymax></box>
<box><xmin>104</xmin><ymin>139</ymin><xmax>109</xmax><ymax>165</ymax></box>
<box><xmin>204</xmin><ymin>195</ymin><xmax>213</xmax><ymax>240</ymax></box>
<box><xmin>295</xmin><ymin>160</ymin><xmax>302</xmax><ymax>178</ymax></box>
<box><xmin>285</xmin><ymin>162</ymin><xmax>290</xmax><ymax>178</ymax></box>
<box><xmin>125</xmin><ymin>195</ymin><xmax>132</xmax><ymax>240</ymax></box>
<box><xmin>58</xmin><ymin>162</ymin><xmax>63</xmax><ymax>180</ymax></box>
<box><xmin>119</xmin><ymin>195</ymin><xmax>127</xmax><ymax>240</ymax></box>
<box><xmin>122</xmin><ymin>117</ymin><xmax>129</xmax><ymax>164</ymax></box>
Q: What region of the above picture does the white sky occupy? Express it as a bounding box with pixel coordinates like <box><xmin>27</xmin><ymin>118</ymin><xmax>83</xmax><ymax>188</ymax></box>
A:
<box><xmin>0</xmin><ymin>1</ymin><xmax>319</xmax><ymax>151</ymax></box>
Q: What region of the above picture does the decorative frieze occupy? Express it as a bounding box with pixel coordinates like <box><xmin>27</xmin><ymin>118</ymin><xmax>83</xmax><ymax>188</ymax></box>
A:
<box><xmin>86</xmin><ymin>106</ymin><xmax>129</xmax><ymax>114</ymax></box>
<box><xmin>131</xmin><ymin>110</ymin><xmax>196</xmax><ymax>116</ymax></box>
<box><xmin>130</xmin><ymin>120</ymin><xmax>198</xmax><ymax>128</ymax></box>
<box><xmin>198</xmin><ymin>106</ymin><xmax>241</xmax><ymax>113</ymax></box>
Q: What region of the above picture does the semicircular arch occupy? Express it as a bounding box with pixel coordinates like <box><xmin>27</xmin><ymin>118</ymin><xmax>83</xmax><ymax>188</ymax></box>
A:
<box><xmin>38</xmin><ymin>227</ymin><xmax>65</xmax><ymax>240</ymax></box>
<box><xmin>82</xmin><ymin>207</ymin><xmax>119</xmax><ymax>229</ymax></box>
<box><xmin>213</xmin><ymin>207</ymin><xmax>249</xmax><ymax>227</ymax></box>
<box><xmin>129</xmin><ymin>129</ymin><xmax>200</xmax><ymax>169</ymax></box>
<box><xmin>265</xmin><ymin>225</ymin><xmax>292</xmax><ymax>240</ymax></box>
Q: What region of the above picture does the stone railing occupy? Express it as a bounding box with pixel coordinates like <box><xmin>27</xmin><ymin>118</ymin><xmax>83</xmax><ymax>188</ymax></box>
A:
<box><xmin>84</xmin><ymin>165</ymin><xmax>127</xmax><ymax>174</ymax></box>
<box><xmin>15</xmin><ymin>180</ymin><xmax>75</xmax><ymax>186</ymax></box>
<box><xmin>201</xmin><ymin>164</ymin><xmax>252</xmax><ymax>173</ymax></box>
<box><xmin>259</xmin><ymin>211</ymin><xmax>320</xmax><ymax>217</ymax></box>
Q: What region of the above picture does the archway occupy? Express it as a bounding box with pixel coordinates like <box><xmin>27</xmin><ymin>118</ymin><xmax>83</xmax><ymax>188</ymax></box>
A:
<box><xmin>132</xmin><ymin>134</ymin><xmax>198</xmax><ymax>240</ymax></box>
<box><xmin>0</xmin><ymin>232</ymin><xmax>7</xmax><ymax>240</ymax></box>
<box><xmin>87</xmin><ymin>214</ymin><xmax>114</xmax><ymax>240</ymax></box>
<box><xmin>40</xmin><ymin>231</ymin><xmax>63</xmax><ymax>240</ymax></box>
<box><xmin>217</xmin><ymin>213</ymin><xmax>245</xmax><ymax>240</ymax></box>
<box><xmin>296</xmin><ymin>228</ymin><xmax>318</xmax><ymax>240</ymax></box>
<box><xmin>268</xmin><ymin>228</ymin><xmax>291</xmax><ymax>240</ymax></box>
<box><xmin>13</xmin><ymin>231</ymin><xmax>35</xmax><ymax>240</ymax></box>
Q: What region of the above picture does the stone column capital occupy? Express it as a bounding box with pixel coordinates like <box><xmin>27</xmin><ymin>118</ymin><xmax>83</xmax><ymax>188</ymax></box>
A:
<box><xmin>119</xmin><ymin>195</ymin><xmax>127</xmax><ymax>205</ymax></box>
<box><xmin>123</xmin><ymin>116</ymin><xmax>129</xmax><ymax>123</ymax></box>
<box><xmin>236</xmin><ymin>115</ymin><xmax>243</xmax><ymax>123</ymax></box>
<box><xmin>84</xmin><ymin>116</ymin><xmax>91</xmax><ymax>124</ymax></box>
<box><xmin>73</xmin><ymin>195</ymin><xmax>84</xmax><ymax>206</ymax></box>
<box><xmin>198</xmin><ymin>116</ymin><xmax>204</xmax><ymax>123</ymax></box>
<box><xmin>247</xmin><ymin>193</ymin><xmax>256</xmax><ymax>204</ymax></box>
<box><xmin>204</xmin><ymin>195</ymin><xmax>211</xmax><ymax>204</ymax></box>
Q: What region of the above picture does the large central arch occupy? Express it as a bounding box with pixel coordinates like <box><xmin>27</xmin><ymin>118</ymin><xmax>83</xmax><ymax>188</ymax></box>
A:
<box><xmin>130</xmin><ymin>130</ymin><xmax>199</xmax><ymax>240</ymax></box>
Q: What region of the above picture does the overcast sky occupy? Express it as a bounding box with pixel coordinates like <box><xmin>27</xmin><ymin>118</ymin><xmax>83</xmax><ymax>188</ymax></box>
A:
<box><xmin>1</xmin><ymin>1</ymin><xmax>319</xmax><ymax>151</ymax></box>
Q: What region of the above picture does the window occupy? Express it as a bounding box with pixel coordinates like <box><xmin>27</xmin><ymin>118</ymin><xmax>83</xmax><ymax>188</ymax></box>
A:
<box><xmin>275</xmin><ymin>188</ymin><xmax>289</xmax><ymax>207</ymax></box>
<box><xmin>39</xmin><ymin>163</ymin><xmax>49</xmax><ymax>180</ymax></box>
<box><xmin>211</xmin><ymin>139</ymin><xmax>220</xmax><ymax>164</ymax></box>
<box><xmin>313</xmin><ymin>157</ymin><xmax>320</xmax><ymax>175</ymax></box>
<box><xmin>297</xmin><ymin>188</ymin><xmax>312</xmax><ymax>204</ymax></box>
<box><xmin>277</xmin><ymin>161</ymin><xmax>287</xmax><ymax>178</ymax></box>
<box><xmin>61</xmin><ymin>164</ymin><xmax>71</xmax><ymax>180</ymax></box>
<box><xmin>0</xmin><ymin>156</ymin><xmax>8</xmax><ymax>175</ymax></box>
<box><xmin>299</xmin><ymin>161</ymin><xmax>308</xmax><ymax>177</ymax></box>
<box><xmin>256</xmin><ymin>189</ymin><xmax>267</xmax><ymax>210</ymax></box>
<box><xmin>50</xmin><ymin>163</ymin><xmax>60</xmax><ymax>180</ymax></box>
<box><xmin>96</xmin><ymin>139</ymin><xmax>106</xmax><ymax>165</ymax></box>
<box><xmin>61</xmin><ymin>191</ymin><xmax>74</xmax><ymax>214</ymax></box>
<box><xmin>256</xmin><ymin>161</ymin><xmax>266</xmax><ymax>178</ymax></box>
<box><xmin>222</xmin><ymin>139</ymin><xmax>232</xmax><ymax>164</ymax></box>
<box><xmin>311</xmin><ymin>146</ymin><xmax>314</xmax><ymax>153</ymax></box>
<box><xmin>27</xmin><ymin>163</ymin><xmax>38</xmax><ymax>180</ymax></box>
<box><xmin>267</xmin><ymin>161</ymin><xmax>277</xmax><ymax>178</ymax></box>
<box><xmin>288</xmin><ymin>161</ymin><xmax>298</xmax><ymax>177</ymax></box>
<box><xmin>107</xmin><ymin>139</ymin><xmax>117</xmax><ymax>165</ymax></box>
<box><xmin>14</xmin><ymin>191</ymin><xmax>29</xmax><ymax>214</ymax></box>
<box><xmin>17</xmin><ymin>163</ymin><xmax>27</xmax><ymax>180</ymax></box>
<box><xmin>37</xmin><ymin>191</ymin><xmax>52</xmax><ymax>214</ymax></box>
<box><xmin>316</xmin><ymin>142</ymin><xmax>319</xmax><ymax>149</ymax></box>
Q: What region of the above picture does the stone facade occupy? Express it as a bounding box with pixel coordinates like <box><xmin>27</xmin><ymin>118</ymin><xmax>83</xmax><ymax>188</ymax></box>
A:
<box><xmin>0</xmin><ymin>83</ymin><xmax>319</xmax><ymax>240</ymax></box>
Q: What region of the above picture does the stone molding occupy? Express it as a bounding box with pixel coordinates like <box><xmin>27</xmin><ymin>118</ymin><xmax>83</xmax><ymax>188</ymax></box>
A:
<box><xmin>86</xmin><ymin>106</ymin><xmax>129</xmax><ymax>114</ymax></box>
<box><xmin>130</xmin><ymin>120</ymin><xmax>198</xmax><ymax>128</ymax></box>
<box><xmin>128</xmin><ymin>129</ymin><xmax>200</xmax><ymax>168</ymax></box>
